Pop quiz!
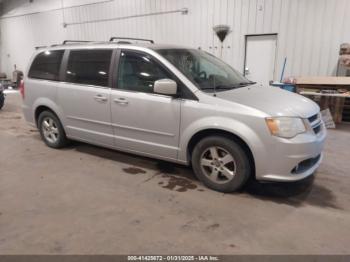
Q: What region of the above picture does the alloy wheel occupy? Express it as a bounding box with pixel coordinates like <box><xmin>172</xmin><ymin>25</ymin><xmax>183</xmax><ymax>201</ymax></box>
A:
<box><xmin>42</xmin><ymin>117</ymin><xmax>59</xmax><ymax>144</ymax></box>
<box><xmin>200</xmin><ymin>146</ymin><xmax>237</xmax><ymax>184</ymax></box>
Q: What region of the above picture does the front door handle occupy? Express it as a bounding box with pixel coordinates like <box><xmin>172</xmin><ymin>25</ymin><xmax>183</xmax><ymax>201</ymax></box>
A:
<box><xmin>94</xmin><ymin>94</ymin><xmax>108</xmax><ymax>102</ymax></box>
<box><xmin>113</xmin><ymin>98</ymin><xmax>129</xmax><ymax>105</ymax></box>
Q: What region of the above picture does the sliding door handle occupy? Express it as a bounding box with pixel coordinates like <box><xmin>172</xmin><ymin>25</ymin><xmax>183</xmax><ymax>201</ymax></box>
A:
<box><xmin>113</xmin><ymin>98</ymin><xmax>129</xmax><ymax>105</ymax></box>
<box><xmin>94</xmin><ymin>94</ymin><xmax>108</xmax><ymax>102</ymax></box>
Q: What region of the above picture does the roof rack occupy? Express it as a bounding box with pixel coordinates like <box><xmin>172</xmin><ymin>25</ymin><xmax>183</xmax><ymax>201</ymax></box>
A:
<box><xmin>109</xmin><ymin>37</ymin><xmax>154</xmax><ymax>44</ymax></box>
<box><xmin>62</xmin><ymin>40</ymin><xmax>92</xmax><ymax>45</ymax></box>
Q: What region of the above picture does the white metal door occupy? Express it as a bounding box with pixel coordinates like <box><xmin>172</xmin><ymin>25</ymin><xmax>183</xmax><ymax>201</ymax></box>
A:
<box><xmin>244</xmin><ymin>35</ymin><xmax>277</xmax><ymax>87</ymax></box>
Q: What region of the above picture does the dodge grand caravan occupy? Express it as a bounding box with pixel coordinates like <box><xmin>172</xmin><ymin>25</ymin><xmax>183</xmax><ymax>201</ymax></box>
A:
<box><xmin>22</xmin><ymin>38</ymin><xmax>326</xmax><ymax>192</ymax></box>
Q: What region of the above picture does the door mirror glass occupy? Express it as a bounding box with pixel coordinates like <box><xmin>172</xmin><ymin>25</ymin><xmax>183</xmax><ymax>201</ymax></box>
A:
<box><xmin>153</xmin><ymin>79</ymin><xmax>177</xmax><ymax>95</ymax></box>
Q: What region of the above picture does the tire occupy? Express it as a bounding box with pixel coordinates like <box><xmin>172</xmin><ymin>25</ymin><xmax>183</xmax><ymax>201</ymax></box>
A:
<box><xmin>0</xmin><ymin>92</ymin><xmax>4</xmax><ymax>110</ymax></box>
<box><xmin>38</xmin><ymin>111</ymin><xmax>68</xmax><ymax>148</ymax></box>
<box><xmin>192</xmin><ymin>136</ymin><xmax>251</xmax><ymax>193</ymax></box>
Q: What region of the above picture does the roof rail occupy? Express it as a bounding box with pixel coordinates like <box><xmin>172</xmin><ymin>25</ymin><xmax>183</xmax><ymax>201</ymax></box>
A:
<box><xmin>62</xmin><ymin>40</ymin><xmax>92</xmax><ymax>45</ymax></box>
<box><xmin>35</xmin><ymin>46</ymin><xmax>48</xmax><ymax>50</ymax></box>
<box><xmin>116</xmin><ymin>41</ymin><xmax>132</xmax><ymax>44</ymax></box>
<box><xmin>109</xmin><ymin>37</ymin><xmax>154</xmax><ymax>44</ymax></box>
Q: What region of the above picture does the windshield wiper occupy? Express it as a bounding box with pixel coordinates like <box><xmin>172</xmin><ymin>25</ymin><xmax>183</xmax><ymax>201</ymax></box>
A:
<box><xmin>201</xmin><ymin>81</ymin><xmax>257</xmax><ymax>91</ymax></box>
<box><xmin>235</xmin><ymin>81</ymin><xmax>256</xmax><ymax>87</ymax></box>
<box><xmin>202</xmin><ymin>82</ymin><xmax>256</xmax><ymax>90</ymax></box>
<box><xmin>220</xmin><ymin>82</ymin><xmax>256</xmax><ymax>89</ymax></box>
<box><xmin>201</xmin><ymin>85</ymin><xmax>236</xmax><ymax>90</ymax></box>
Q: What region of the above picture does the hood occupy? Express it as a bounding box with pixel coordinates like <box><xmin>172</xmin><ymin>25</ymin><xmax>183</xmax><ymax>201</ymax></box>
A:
<box><xmin>215</xmin><ymin>85</ymin><xmax>319</xmax><ymax>118</ymax></box>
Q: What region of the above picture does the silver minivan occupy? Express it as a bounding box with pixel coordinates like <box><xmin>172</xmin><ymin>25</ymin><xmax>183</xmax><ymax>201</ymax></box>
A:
<box><xmin>22</xmin><ymin>38</ymin><xmax>326</xmax><ymax>192</ymax></box>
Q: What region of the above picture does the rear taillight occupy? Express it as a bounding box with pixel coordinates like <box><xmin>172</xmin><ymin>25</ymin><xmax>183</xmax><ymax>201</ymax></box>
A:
<box><xmin>19</xmin><ymin>80</ymin><xmax>24</xmax><ymax>99</ymax></box>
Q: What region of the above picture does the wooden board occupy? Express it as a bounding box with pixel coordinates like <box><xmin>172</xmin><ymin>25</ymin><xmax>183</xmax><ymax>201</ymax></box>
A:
<box><xmin>299</xmin><ymin>91</ymin><xmax>350</xmax><ymax>97</ymax></box>
<box><xmin>296</xmin><ymin>76</ymin><xmax>350</xmax><ymax>86</ymax></box>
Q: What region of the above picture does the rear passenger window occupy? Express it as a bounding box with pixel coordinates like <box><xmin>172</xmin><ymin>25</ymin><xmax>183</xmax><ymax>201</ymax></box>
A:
<box><xmin>28</xmin><ymin>50</ymin><xmax>64</xmax><ymax>81</ymax></box>
<box><xmin>66</xmin><ymin>50</ymin><xmax>112</xmax><ymax>87</ymax></box>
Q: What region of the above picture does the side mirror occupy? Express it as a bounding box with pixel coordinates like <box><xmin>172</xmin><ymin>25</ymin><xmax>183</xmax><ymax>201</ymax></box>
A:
<box><xmin>153</xmin><ymin>79</ymin><xmax>177</xmax><ymax>96</ymax></box>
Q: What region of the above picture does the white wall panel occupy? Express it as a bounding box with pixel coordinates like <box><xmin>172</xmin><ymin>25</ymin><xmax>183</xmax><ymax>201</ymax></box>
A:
<box><xmin>0</xmin><ymin>0</ymin><xmax>350</xmax><ymax>80</ymax></box>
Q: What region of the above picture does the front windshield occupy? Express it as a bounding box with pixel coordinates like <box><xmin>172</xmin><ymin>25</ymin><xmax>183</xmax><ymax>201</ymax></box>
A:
<box><xmin>157</xmin><ymin>48</ymin><xmax>254</xmax><ymax>92</ymax></box>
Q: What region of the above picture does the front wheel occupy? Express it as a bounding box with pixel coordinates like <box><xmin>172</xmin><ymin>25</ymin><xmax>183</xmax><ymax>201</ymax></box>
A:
<box><xmin>192</xmin><ymin>136</ymin><xmax>251</xmax><ymax>193</ymax></box>
<box><xmin>38</xmin><ymin>111</ymin><xmax>68</xmax><ymax>148</ymax></box>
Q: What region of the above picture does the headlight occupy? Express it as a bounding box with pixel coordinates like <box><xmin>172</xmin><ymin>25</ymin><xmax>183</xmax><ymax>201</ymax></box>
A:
<box><xmin>266</xmin><ymin>117</ymin><xmax>307</xmax><ymax>138</ymax></box>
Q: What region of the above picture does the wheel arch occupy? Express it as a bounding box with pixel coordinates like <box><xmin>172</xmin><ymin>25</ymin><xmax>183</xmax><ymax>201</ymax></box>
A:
<box><xmin>186</xmin><ymin>129</ymin><xmax>256</xmax><ymax>176</ymax></box>
<box><xmin>34</xmin><ymin>105</ymin><xmax>60</xmax><ymax>127</ymax></box>
<box><xmin>32</xmin><ymin>96</ymin><xmax>64</xmax><ymax>127</ymax></box>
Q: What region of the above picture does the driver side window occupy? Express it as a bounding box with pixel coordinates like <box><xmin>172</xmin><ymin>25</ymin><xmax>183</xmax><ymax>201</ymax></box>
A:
<box><xmin>117</xmin><ymin>51</ymin><xmax>172</xmax><ymax>93</ymax></box>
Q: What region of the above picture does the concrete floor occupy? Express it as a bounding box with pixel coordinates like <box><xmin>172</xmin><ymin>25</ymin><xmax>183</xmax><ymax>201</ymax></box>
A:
<box><xmin>1</xmin><ymin>93</ymin><xmax>350</xmax><ymax>254</ymax></box>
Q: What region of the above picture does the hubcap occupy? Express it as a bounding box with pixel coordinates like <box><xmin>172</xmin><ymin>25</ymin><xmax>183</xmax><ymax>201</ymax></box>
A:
<box><xmin>200</xmin><ymin>146</ymin><xmax>236</xmax><ymax>184</ymax></box>
<box><xmin>42</xmin><ymin>117</ymin><xmax>59</xmax><ymax>144</ymax></box>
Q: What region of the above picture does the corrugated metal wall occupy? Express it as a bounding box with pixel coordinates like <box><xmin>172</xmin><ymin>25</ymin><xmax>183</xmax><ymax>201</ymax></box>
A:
<box><xmin>1</xmin><ymin>0</ymin><xmax>350</xmax><ymax>79</ymax></box>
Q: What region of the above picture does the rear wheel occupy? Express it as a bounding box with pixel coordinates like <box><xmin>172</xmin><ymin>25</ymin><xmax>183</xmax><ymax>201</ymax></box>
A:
<box><xmin>38</xmin><ymin>111</ymin><xmax>68</xmax><ymax>148</ymax></box>
<box><xmin>192</xmin><ymin>136</ymin><xmax>251</xmax><ymax>193</ymax></box>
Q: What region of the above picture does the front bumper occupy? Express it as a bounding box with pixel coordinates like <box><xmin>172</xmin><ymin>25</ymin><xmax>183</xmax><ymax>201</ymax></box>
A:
<box><xmin>255</xmin><ymin>123</ymin><xmax>326</xmax><ymax>182</ymax></box>
<box><xmin>259</xmin><ymin>153</ymin><xmax>323</xmax><ymax>182</ymax></box>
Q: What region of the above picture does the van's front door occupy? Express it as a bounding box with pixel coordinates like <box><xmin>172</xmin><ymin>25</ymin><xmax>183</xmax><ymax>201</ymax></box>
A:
<box><xmin>57</xmin><ymin>49</ymin><xmax>114</xmax><ymax>146</ymax></box>
<box><xmin>110</xmin><ymin>50</ymin><xmax>181</xmax><ymax>160</ymax></box>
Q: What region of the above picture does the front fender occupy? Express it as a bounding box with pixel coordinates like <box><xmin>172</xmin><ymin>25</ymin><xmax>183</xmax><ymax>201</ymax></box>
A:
<box><xmin>178</xmin><ymin>116</ymin><xmax>264</xmax><ymax>164</ymax></box>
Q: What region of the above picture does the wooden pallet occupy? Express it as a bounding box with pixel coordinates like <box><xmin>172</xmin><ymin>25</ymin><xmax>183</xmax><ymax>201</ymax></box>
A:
<box><xmin>299</xmin><ymin>91</ymin><xmax>348</xmax><ymax>123</ymax></box>
<box><xmin>296</xmin><ymin>76</ymin><xmax>350</xmax><ymax>124</ymax></box>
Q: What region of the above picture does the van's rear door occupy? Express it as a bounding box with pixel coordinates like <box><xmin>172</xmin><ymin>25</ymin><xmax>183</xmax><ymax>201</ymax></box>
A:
<box><xmin>57</xmin><ymin>49</ymin><xmax>114</xmax><ymax>146</ymax></box>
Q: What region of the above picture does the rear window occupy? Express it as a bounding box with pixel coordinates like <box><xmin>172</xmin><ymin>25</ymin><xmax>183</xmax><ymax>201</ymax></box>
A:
<box><xmin>28</xmin><ymin>50</ymin><xmax>64</xmax><ymax>81</ymax></box>
<box><xmin>65</xmin><ymin>49</ymin><xmax>112</xmax><ymax>87</ymax></box>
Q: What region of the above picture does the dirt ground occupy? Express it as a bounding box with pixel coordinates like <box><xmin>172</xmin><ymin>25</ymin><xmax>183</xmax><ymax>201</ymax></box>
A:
<box><xmin>1</xmin><ymin>93</ymin><xmax>350</xmax><ymax>254</ymax></box>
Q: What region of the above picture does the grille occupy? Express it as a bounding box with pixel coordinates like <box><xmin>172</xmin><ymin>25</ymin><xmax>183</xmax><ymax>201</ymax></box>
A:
<box><xmin>307</xmin><ymin>113</ymin><xmax>322</xmax><ymax>135</ymax></box>
<box><xmin>308</xmin><ymin>114</ymin><xmax>318</xmax><ymax>123</ymax></box>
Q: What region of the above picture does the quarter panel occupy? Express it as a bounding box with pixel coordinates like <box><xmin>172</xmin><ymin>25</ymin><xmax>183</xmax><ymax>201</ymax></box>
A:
<box><xmin>23</xmin><ymin>79</ymin><xmax>60</xmax><ymax>125</ymax></box>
